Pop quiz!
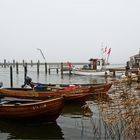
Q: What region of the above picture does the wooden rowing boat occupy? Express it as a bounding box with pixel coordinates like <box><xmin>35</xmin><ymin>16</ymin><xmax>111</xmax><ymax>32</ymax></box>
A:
<box><xmin>89</xmin><ymin>83</ymin><xmax>112</xmax><ymax>93</ymax></box>
<box><xmin>63</xmin><ymin>93</ymin><xmax>91</xmax><ymax>103</ymax></box>
<box><xmin>0</xmin><ymin>83</ymin><xmax>112</xmax><ymax>103</ymax></box>
<box><xmin>0</xmin><ymin>87</ymin><xmax>92</xmax><ymax>103</ymax></box>
<box><xmin>0</xmin><ymin>96</ymin><xmax>64</xmax><ymax>122</ymax></box>
<box><xmin>21</xmin><ymin>76</ymin><xmax>112</xmax><ymax>94</ymax></box>
<box><xmin>28</xmin><ymin>81</ymin><xmax>112</xmax><ymax>94</ymax></box>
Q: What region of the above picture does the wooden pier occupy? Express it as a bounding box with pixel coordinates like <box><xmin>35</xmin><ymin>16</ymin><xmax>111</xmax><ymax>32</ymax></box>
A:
<box><xmin>0</xmin><ymin>60</ymin><xmax>80</xmax><ymax>77</ymax></box>
<box><xmin>3</xmin><ymin>59</ymin><xmax>139</xmax><ymax>78</ymax></box>
<box><xmin>107</xmin><ymin>67</ymin><xmax>126</xmax><ymax>77</ymax></box>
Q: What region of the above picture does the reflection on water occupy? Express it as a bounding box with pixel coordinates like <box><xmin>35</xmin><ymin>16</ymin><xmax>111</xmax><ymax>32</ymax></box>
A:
<box><xmin>1</xmin><ymin>65</ymin><xmax>138</xmax><ymax>139</ymax></box>
<box><xmin>0</xmin><ymin>66</ymin><xmax>106</xmax><ymax>87</ymax></box>
<box><xmin>59</xmin><ymin>100</ymin><xmax>108</xmax><ymax>140</ymax></box>
<box><xmin>0</xmin><ymin>66</ymin><xmax>112</xmax><ymax>140</ymax></box>
<box><xmin>0</xmin><ymin>121</ymin><xmax>64</xmax><ymax>139</ymax></box>
<box><xmin>62</xmin><ymin>103</ymin><xmax>83</xmax><ymax>118</ymax></box>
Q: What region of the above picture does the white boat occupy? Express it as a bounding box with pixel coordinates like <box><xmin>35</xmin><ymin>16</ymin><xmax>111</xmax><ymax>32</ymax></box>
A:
<box><xmin>71</xmin><ymin>58</ymin><xmax>110</xmax><ymax>77</ymax></box>
<box><xmin>72</xmin><ymin>69</ymin><xmax>110</xmax><ymax>76</ymax></box>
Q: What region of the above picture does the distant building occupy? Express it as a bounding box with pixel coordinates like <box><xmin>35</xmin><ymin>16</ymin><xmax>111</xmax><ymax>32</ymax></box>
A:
<box><xmin>130</xmin><ymin>51</ymin><xmax>140</xmax><ymax>68</ymax></box>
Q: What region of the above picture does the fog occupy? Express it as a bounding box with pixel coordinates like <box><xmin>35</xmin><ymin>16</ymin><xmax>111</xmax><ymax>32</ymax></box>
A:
<box><xmin>0</xmin><ymin>0</ymin><xmax>139</xmax><ymax>64</ymax></box>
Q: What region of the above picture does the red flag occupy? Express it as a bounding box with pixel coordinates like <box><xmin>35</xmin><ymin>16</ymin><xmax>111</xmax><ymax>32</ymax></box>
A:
<box><xmin>67</xmin><ymin>62</ymin><xmax>73</xmax><ymax>70</ymax></box>
<box><xmin>107</xmin><ymin>48</ymin><xmax>111</xmax><ymax>55</ymax></box>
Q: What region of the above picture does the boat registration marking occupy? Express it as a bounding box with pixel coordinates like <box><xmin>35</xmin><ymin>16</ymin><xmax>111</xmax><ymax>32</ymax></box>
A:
<box><xmin>33</xmin><ymin>104</ymin><xmax>47</xmax><ymax>110</ymax></box>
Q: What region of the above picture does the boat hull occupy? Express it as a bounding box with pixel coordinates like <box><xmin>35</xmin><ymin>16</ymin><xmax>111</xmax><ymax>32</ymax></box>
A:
<box><xmin>0</xmin><ymin>83</ymin><xmax>112</xmax><ymax>103</ymax></box>
<box><xmin>90</xmin><ymin>83</ymin><xmax>112</xmax><ymax>94</ymax></box>
<box><xmin>64</xmin><ymin>93</ymin><xmax>91</xmax><ymax>103</ymax></box>
<box><xmin>0</xmin><ymin>97</ymin><xmax>64</xmax><ymax>122</ymax></box>
<box><xmin>72</xmin><ymin>70</ymin><xmax>110</xmax><ymax>76</ymax></box>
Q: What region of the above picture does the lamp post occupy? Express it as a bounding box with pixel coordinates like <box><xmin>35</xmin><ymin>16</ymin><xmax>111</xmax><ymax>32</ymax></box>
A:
<box><xmin>37</xmin><ymin>48</ymin><xmax>47</xmax><ymax>74</ymax></box>
<box><xmin>37</xmin><ymin>48</ymin><xmax>46</xmax><ymax>62</ymax></box>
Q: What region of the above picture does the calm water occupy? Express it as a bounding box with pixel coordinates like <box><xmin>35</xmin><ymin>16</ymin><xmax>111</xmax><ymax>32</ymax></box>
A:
<box><xmin>0</xmin><ymin>65</ymin><xmax>121</xmax><ymax>140</ymax></box>
<box><xmin>0</xmin><ymin>65</ymin><xmax>111</xmax><ymax>88</ymax></box>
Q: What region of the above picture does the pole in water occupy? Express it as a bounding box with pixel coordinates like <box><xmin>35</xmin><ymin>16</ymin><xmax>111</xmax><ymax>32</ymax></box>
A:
<box><xmin>37</xmin><ymin>48</ymin><xmax>47</xmax><ymax>75</ymax></box>
<box><xmin>24</xmin><ymin>63</ymin><xmax>27</xmax><ymax>81</ymax></box>
<box><xmin>10</xmin><ymin>66</ymin><xmax>13</xmax><ymax>88</ymax></box>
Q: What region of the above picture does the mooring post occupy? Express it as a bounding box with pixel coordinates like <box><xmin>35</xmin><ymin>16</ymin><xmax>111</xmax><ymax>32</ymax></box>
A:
<box><xmin>61</xmin><ymin>62</ymin><xmax>63</xmax><ymax>76</ymax></box>
<box><xmin>22</xmin><ymin>60</ymin><xmax>25</xmax><ymax>67</ymax></box>
<box><xmin>10</xmin><ymin>66</ymin><xmax>13</xmax><ymax>88</ymax></box>
<box><xmin>37</xmin><ymin>60</ymin><xmax>40</xmax><ymax>74</ymax></box>
<box><xmin>13</xmin><ymin>59</ymin><xmax>15</xmax><ymax>67</ymax></box>
<box><xmin>45</xmin><ymin>62</ymin><xmax>47</xmax><ymax>74</ymax></box>
<box><xmin>16</xmin><ymin>62</ymin><xmax>19</xmax><ymax>74</ymax></box>
<box><xmin>31</xmin><ymin>60</ymin><xmax>33</xmax><ymax>67</ymax></box>
<box><xmin>24</xmin><ymin>63</ymin><xmax>27</xmax><ymax>81</ymax></box>
<box><xmin>68</xmin><ymin>64</ymin><xmax>72</xmax><ymax>75</ymax></box>
<box><xmin>48</xmin><ymin>68</ymin><xmax>50</xmax><ymax>74</ymax></box>
<box><xmin>125</xmin><ymin>61</ymin><xmax>130</xmax><ymax>76</ymax></box>
<box><xmin>113</xmin><ymin>70</ymin><xmax>116</xmax><ymax>77</ymax></box>
<box><xmin>4</xmin><ymin>59</ymin><xmax>6</xmax><ymax>68</ymax></box>
<box><xmin>56</xmin><ymin>68</ymin><xmax>59</xmax><ymax>74</ymax></box>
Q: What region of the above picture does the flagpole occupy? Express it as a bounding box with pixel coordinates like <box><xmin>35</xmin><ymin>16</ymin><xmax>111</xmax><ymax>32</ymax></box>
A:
<box><xmin>104</xmin><ymin>46</ymin><xmax>107</xmax><ymax>64</ymax></box>
<box><xmin>106</xmin><ymin>48</ymin><xmax>111</xmax><ymax>64</ymax></box>
<box><xmin>100</xmin><ymin>42</ymin><xmax>105</xmax><ymax>70</ymax></box>
<box><xmin>101</xmin><ymin>42</ymin><xmax>104</xmax><ymax>60</ymax></box>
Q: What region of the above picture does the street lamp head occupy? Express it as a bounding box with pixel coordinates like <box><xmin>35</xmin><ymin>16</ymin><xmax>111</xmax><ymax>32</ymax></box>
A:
<box><xmin>36</xmin><ymin>48</ymin><xmax>46</xmax><ymax>62</ymax></box>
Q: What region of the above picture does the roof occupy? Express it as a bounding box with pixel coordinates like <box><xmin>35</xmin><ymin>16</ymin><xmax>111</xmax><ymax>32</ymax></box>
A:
<box><xmin>88</xmin><ymin>58</ymin><xmax>103</xmax><ymax>61</ymax></box>
<box><xmin>131</xmin><ymin>52</ymin><xmax>140</xmax><ymax>58</ymax></box>
<box><xmin>89</xmin><ymin>58</ymin><xmax>98</xmax><ymax>61</ymax></box>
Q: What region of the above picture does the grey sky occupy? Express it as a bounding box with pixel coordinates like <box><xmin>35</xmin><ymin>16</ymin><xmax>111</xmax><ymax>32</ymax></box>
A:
<box><xmin>0</xmin><ymin>0</ymin><xmax>140</xmax><ymax>64</ymax></box>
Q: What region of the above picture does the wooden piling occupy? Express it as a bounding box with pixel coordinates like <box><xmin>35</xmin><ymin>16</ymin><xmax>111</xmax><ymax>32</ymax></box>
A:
<box><xmin>4</xmin><ymin>59</ymin><xmax>6</xmax><ymax>68</ymax></box>
<box><xmin>45</xmin><ymin>62</ymin><xmax>47</xmax><ymax>74</ymax></box>
<box><xmin>16</xmin><ymin>62</ymin><xmax>19</xmax><ymax>74</ymax></box>
<box><xmin>24</xmin><ymin>63</ymin><xmax>27</xmax><ymax>81</ymax></box>
<box><xmin>48</xmin><ymin>68</ymin><xmax>50</xmax><ymax>74</ymax></box>
<box><xmin>61</xmin><ymin>62</ymin><xmax>63</xmax><ymax>76</ymax></box>
<box><xmin>56</xmin><ymin>68</ymin><xmax>59</xmax><ymax>74</ymax></box>
<box><xmin>113</xmin><ymin>70</ymin><xmax>116</xmax><ymax>77</ymax></box>
<box><xmin>13</xmin><ymin>59</ymin><xmax>15</xmax><ymax>67</ymax></box>
<box><xmin>22</xmin><ymin>60</ymin><xmax>25</xmax><ymax>67</ymax></box>
<box><xmin>10</xmin><ymin>66</ymin><xmax>13</xmax><ymax>88</ymax></box>
<box><xmin>37</xmin><ymin>60</ymin><xmax>40</xmax><ymax>74</ymax></box>
<box><xmin>31</xmin><ymin>60</ymin><xmax>33</xmax><ymax>67</ymax></box>
<box><xmin>125</xmin><ymin>61</ymin><xmax>130</xmax><ymax>76</ymax></box>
